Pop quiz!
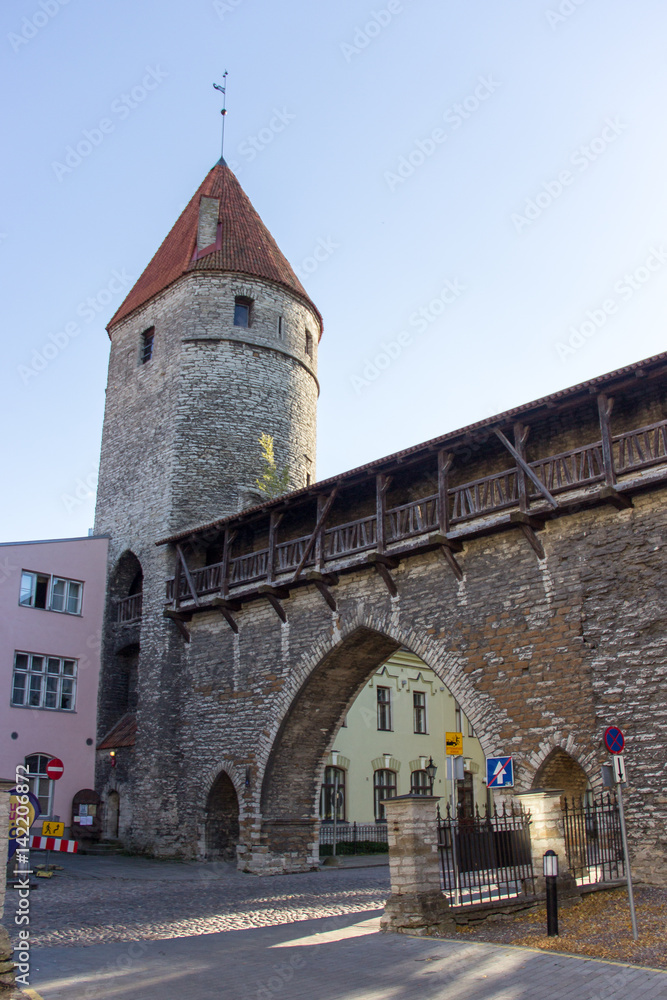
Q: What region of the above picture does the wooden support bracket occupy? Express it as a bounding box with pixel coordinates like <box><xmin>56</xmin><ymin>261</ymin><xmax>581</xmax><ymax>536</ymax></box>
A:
<box><xmin>510</xmin><ymin>512</ymin><xmax>546</xmax><ymax>559</ymax></box>
<box><xmin>599</xmin><ymin>485</ymin><xmax>633</xmax><ymax>511</ymax></box>
<box><xmin>368</xmin><ymin>553</ymin><xmax>398</xmax><ymax>597</ymax></box>
<box><xmin>258</xmin><ymin>585</ymin><xmax>288</xmax><ymax>623</ymax></box>
<box><xmin>163</xmin><ymin>609</ymin><xmax>191</xmax><ymax>643</ymax></box>
<box><xmin>211</xmin><ymin>597</ymin><xmax>242</xmax><ymax>634</ymax></box>
<box><xmin>426</xmin><ymin>531</ymin><xmax>464</xmax><ymax>580</ymax></box>
<box><xmin>305</xmin><ymin>571</ymin><xmax>339</xmax><ymax>611</ymax></box>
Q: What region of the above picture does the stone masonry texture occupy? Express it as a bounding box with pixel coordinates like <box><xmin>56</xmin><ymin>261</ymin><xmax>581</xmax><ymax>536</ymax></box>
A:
<box><xmin>98</xmin><ymin>480</ymin><xmax>667</xmax><ymax>883</ymax></box>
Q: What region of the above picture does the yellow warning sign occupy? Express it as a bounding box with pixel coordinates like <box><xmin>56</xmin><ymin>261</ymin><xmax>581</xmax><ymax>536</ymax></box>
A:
<box><xmin>41</xmin><ymin>821</ymin><xmax>65</xmax><ymax>837</ymax></box>
<box><xmin>445</xmin><ymin>732</ymin><xmax>463</xmax><ymax>755</ymax></box>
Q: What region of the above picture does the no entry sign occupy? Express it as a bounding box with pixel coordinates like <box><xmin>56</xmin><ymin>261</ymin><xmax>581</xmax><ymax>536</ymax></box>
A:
<box><xmin>45</xmin><ymin>757</ymin><xmax>64</xmax><ymax>780</ymax></box>
<box><xmin>603</xmin><ymin>727</ymin><xmax>625</xmax><ymax>754</ymax></box>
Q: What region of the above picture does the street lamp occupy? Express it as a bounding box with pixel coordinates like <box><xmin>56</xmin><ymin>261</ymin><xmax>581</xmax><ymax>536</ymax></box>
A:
<box><xmin>543</xmin><ymin>850</ymin><xmax>559</xmax><ymax>936</ymax></box>
<box><xmin>425</xmin><ymin>757</ymin><xmax>437</xmax><ymax>794</ymax></box>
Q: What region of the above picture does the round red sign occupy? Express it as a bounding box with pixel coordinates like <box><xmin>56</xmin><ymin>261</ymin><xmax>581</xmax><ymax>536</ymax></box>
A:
<box><xmin>46</xmin><ymin>757</ymin><xmax>65</xmax><ymax>780</ymax></box>
<box><xmin>603</xmin><ymin>727</ymin><xmax>625</xmax><ymax>754</ymax></box>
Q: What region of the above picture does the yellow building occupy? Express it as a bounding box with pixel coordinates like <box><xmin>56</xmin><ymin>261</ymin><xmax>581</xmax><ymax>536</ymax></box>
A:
<box><xmin>320</xmin><ymin>650</ymin><xmax>487</xmax><ymax>827</ymax></box>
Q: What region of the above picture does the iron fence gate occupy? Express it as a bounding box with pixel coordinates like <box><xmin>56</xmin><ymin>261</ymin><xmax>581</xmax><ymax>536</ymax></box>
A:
<box><xmin>437</xmin><ymin>803</ymin><xmax>535</xmax><ymax>907</ymax></box>
<box><xmin>319</xmin><ymin>822</ymin><xmax>388</xmax><ymax>855</ymax></box>
<box><xmin>562</xmin><ymin>794</ymin><xmax>625</xmax><ymax>885</ymax></box>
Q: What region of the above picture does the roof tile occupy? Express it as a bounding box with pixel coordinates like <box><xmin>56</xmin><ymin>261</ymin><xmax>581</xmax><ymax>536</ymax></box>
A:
<box><xmin>108</xmin><ymin>160</ymin><xmax>321</xmax><ymax>331</ymax></box>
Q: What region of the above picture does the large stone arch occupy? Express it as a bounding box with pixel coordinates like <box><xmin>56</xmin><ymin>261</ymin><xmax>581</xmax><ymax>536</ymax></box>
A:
<box><xmin>253</xmin><ymin>617</ymin><xmax>498</xmax><ymax>873</ymax></box>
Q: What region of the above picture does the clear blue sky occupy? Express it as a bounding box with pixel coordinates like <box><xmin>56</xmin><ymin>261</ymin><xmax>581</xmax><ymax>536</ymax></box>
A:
<box><xmin>2</xmin><ymin>0</ymin><xmax>667</xmax><ymax>541</ymax></box>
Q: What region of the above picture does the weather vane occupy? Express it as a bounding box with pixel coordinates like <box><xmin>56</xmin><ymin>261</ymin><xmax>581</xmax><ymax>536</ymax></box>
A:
<box><xmin>213</xmin><ymin>71</ymin><xmax>229</xmax><ymax>161</ymax></box>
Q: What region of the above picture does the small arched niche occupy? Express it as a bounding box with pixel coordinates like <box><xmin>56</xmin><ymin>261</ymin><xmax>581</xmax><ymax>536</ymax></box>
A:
<box><xmin>205</xmin><ymin>771</ymin><xmax>240</xmax><ymax>862</ymax></box>
<box><xmin>533</xmin><ymin>747</ymin><xmax>589</xmax><ymax>802</ymax></box>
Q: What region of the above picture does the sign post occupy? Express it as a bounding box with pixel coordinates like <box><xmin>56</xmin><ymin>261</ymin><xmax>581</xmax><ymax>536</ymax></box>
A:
<box><xmin>603</xmin><ymin>728</ymin><xmax>638</xmax><ymax>941</ymax></box>
<box><xmin>446</xmin><ymin>733</ymin><xmax>463</xmax><ymax>906</ymax></box>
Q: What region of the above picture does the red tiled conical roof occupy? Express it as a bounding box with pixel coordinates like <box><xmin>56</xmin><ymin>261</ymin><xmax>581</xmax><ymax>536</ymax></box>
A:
<box><xmin>108</xmin><ymin>160</ymin><xmax>321</xmax><ymax>333</ymax></box>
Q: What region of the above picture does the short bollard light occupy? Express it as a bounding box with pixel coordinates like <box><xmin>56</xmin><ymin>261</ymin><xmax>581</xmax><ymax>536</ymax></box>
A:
<box><xmin>543</xmin><ymin>849</ymin><xmax>559</xmax><ymax>937</ymax></box>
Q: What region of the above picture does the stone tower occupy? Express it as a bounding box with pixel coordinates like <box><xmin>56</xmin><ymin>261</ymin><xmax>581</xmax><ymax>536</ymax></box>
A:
<box><xmin>93</xmin><ymin>160</ymin><xmax>322</xmax><ymax>846</ymax></box>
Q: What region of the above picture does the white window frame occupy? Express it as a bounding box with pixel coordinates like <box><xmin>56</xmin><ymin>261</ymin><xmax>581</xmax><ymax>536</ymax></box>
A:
<box><xmin>25</xmin><ymin>754</ymin><xmax>55</xmax><ymax>817</ymax></box>
<box><xmin>18</xmin><ymin>571</ymin><xmax>83</xmax><ymax>615</ymax></box>
<box><xmin>413</xmin><ymin>690</ymin><xmax>428</xmax><ymax>734</ymax></box>
<box><xmin>19</xmin><ymin>571</ymin><xmax>50</xmax><ymax>609</ymax></box>
<box><xmin>50</xmin><ymin>577</ymin><xmax>83</xmax><ymax>615</ymax></box>
<box><xmin>12</xmin><ymin>651</ymin><xmax>77</xmax><ymax>711</ymax></box>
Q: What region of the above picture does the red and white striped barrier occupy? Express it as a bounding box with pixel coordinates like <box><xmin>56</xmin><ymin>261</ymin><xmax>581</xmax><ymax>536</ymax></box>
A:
<box><xmin>29</xmin><ymin>836</ymin><xmax>78</xmax><ymax>853</ymax></box>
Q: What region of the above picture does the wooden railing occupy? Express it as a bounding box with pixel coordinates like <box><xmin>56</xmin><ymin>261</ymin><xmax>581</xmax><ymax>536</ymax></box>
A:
<box><xmin>451</xmin><ymin>471</ymin><xmax>518</xmax><ymax>523</ymax></box>
<box><xmin>165</xmin><ymin>417</ymin><xmax>667</xmax><ymax>603</ymax></box>
<box><xmin>615</xmin><ymin>419</ymin><xmax>667</xmax><ymax>472</ymax></box>
<box><xmin>117</xmin><ymin>592</ymin><xmax>143</xmax><ymax>623</ymax></box>
<box><xmin>325</xmin><ymin>515</ymin><xmax>377</xmax><ymax>558</ymax></box>
<box><xmin>387</xmin><ymin>495</ymin><xmax>438</xmax><ymax>540</ymax></box>
<box><xmin>530</xmin><ymin>442</ymin><xmax>605</xmax><ymax>493</ymax></box>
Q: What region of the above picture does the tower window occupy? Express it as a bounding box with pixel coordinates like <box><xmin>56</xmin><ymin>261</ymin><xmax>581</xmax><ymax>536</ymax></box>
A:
<box><xmin>141</xmin><ymin>328</ymin><xmax>154</xmax><ymax>364</ymax></box>
<box><xmin>277</xmin><ymin>315</ymin><xmax>284</xmax><ymax>339</ymax></box>
<box><xmin>305</xmin><ymin>330</ymin><xmax>313</xmax><ymax>359</ymax></box>
<box><xmin>234</xmin><ymin>297</ymin><xmax>253</xmax><ymax>328</ymax></box>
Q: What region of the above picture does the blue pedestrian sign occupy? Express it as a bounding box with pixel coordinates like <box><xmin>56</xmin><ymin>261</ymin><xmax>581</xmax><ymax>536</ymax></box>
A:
<box><xmin>486</xmin><ymin>756</ymin><xmax>514</xmax><ymax>787</ymax></box>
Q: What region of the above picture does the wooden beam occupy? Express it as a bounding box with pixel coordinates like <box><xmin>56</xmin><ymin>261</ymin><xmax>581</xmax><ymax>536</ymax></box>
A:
<box><xmin>211</xmin><ymin>597</ymin><xmax>242</xmax><ymax>611</ymax></box>
<box><xmin>597</xmin><ymin>394</ymin><xmax>617</xmax><ymax>486</ymax></box>
<box><xmin>368</xmin><ymin>552</ymin><xmax>398</xmax><ymax>596</ymax></box>
<box><xmin>220</xmin><ymin>528</ymin><xmax>235</xmax><ymax>599</ymax></box>
<box><xmin>173</xmin><ymin>549</ymin><xmax>182</xmax><ymax>609</ymax></box>
<box><xmin>422</xmin><ymin>531</ymin><xmax>464</xmax><ymax>578</ymax></box>
<box><xmin>176</xmin><ymin>544</ymin><xmax>201</xmax><ymax>606</ymax></box>
<box><xmin>376</xmin><ymin>474</ymin><xmax>392</xmax><ymax>553</ymax></box>
<box><xmin>292</xmin><ymin>487</ymin><xmax>339</xmax><ymax>581</ymax></box>
<box><xmin>437</xmin><ymin>451</ymin><xmax>453</xmax><ymax>534</ymax></box>
<box><xmin>599</xmin><ymin>485</ymin><xmax>633</xmax><ymax>510</ymax></box>
<box><xmin>305</xmin><ymin>570</ymin><xmax>339</xmax><ymax>611</ymax></box>
<box><xmin>163</xmin><ymin>609</ymin><xmax>191</xmax><ymax>643</ymax></box>
<box><xmin>267</xmin><ymin>512</ymin><xmax>284</xmax><ymax>584</ymax></box>
<box><xmin>509</xmin><ymin>512</ymin><xmax>546</xmax><ymax>559</ymax></box>
<box><xmin>217</xmin><ymin>606</ymin><xmax>239</xmax><ymax>633</ymax></box>
<box><xmin>315</xmin><ymin>494</ymin><xmax>326</xmax><ymax>572</ymax></box>
<box><xmin>513</xmin><ymin>423</ymin><xmax>530</xmax><ymax>512</ymax></box>
<box><xmin>494</xmin><ymin>429</ymin><xmax>558</xmax><ymax>509</ymax></box>
<box><xmin>258</xmin><ymin>588</ymin><xmax>287</xmax><ymax>623</ymax></box>
<box><xmin>439</xmin><ymin>544</ymin><xmax>463</xmax><ymax>581</ymax></box>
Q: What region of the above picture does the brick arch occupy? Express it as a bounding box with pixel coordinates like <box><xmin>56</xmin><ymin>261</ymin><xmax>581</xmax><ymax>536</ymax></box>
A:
<box><xmin>256</xmin><ymin>616</ymin><xmax>498</xmax><ymax>867</ymax></box>
<box><xmin>531</xmin><ymin>746</ymin><xmax>592</xmax><ymax>801</ymax></box>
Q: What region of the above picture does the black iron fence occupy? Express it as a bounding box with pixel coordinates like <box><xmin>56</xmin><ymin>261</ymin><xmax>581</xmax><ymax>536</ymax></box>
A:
<box><xmin>562</xmin><ymin>795</ymin><xmax>625</xmax><ymax>885</ymax></box>
<box><xmin>319</xmin><ymin>822</ymin><xmax>388</xmax><ymax>856</ymax></box>
<box><xmin>437</xmin><ymin>803</ymin><xmax>535</xmax><ymax>907</ymax></box>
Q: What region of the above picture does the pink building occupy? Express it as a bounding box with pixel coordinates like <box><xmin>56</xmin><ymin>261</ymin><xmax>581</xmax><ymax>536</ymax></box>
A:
<box><xmin>0</xmin><ymin>535</ymin><xmax>108</xmax><ymax>836</ymax></box>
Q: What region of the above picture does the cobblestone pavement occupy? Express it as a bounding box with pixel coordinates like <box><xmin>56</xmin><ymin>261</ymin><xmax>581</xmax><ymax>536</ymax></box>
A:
<box><xmin>8</xmin><ymin>855</ymin><xmax>390</xmax><ymax>948</ymax></box>
<box><xmin>10</xmin><ymin>856</ymin><xmax>667</xmax><ymax>1000</ymax></box>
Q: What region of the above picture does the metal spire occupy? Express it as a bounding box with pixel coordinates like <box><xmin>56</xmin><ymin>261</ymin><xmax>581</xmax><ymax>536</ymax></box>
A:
<box><xmin>213</xmin><ymin>70</ymin><xmax>228</xmax><ymax>161</ymax></box>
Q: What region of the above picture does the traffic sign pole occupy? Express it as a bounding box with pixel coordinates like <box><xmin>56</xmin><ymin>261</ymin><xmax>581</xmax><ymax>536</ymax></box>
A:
<box><xmin>616</xmin><ymin>780</ymin><xmax>638</xmax><ymax>941</ymax></box>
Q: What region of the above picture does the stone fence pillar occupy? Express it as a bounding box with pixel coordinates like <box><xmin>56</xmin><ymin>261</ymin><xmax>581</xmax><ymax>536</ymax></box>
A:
<box><xmin>0</xmin><ymin>778</ymin><xmax>16</xmax><ymax>989</ymax></box>
<box><xmin>380</xmin><ymin>794</ymin><xmax>455</xmax><ymax>935</ymax></box>
<box><xmin>515</xmin><ymin>789</ymin><xmax>579</xmax><ymax>897</ymax></box>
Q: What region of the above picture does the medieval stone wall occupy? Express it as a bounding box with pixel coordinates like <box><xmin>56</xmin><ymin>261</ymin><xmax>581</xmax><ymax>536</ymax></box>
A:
<box><xmin>114</xmin><ymin>482</ymin><xmax>667</xmax><ymax>884</ymax></box>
